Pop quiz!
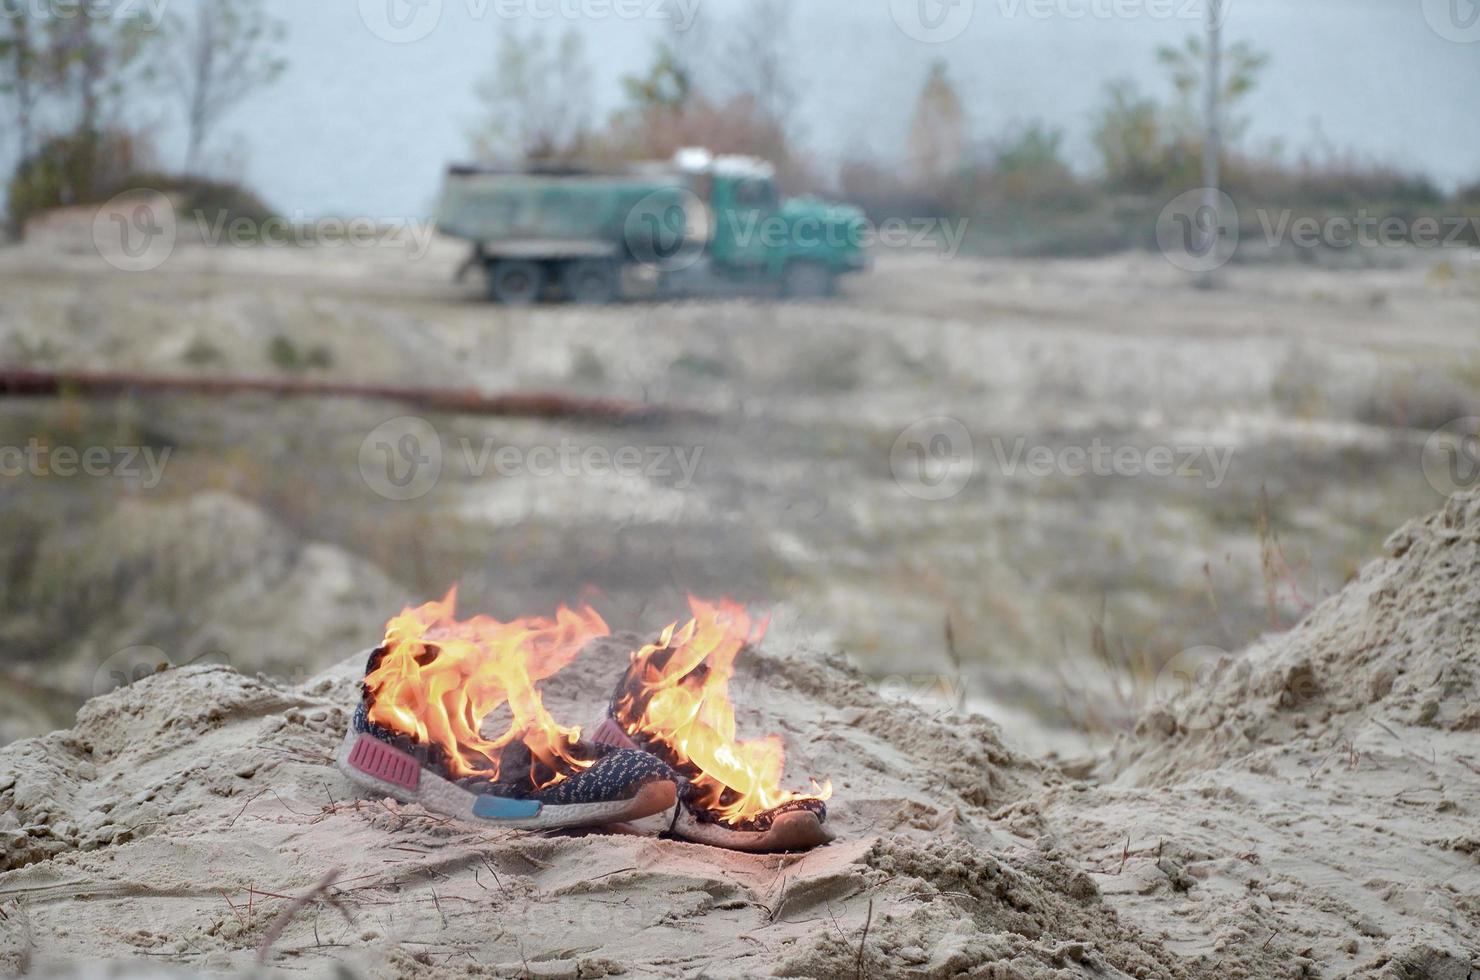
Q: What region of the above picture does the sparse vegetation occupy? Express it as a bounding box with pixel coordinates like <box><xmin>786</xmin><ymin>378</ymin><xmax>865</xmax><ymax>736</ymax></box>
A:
<box><xmin>181</xmin><ymin>337</ymin><xmax>224</xmax><ymax>366</ymax></box>
<box><xmin>571</xmin><ymin>346</ymin><xmax>607</xmax><ymax>384</ymax></box>
<box><xmin>470</xmin><ymin>26</ymin><xmax>593</xmax><ymax>163</ymax></box>
<box><xmin>835</xmin><ymin>35</ymin><xmax>1477</xmax><ymax>260</ymax></box>
<box><xmin>588</xmin><ymin>16</ymin><xmax>811</xmax><ymax>192</ymax></box>
<box><xmin>158</xmin><ymin>0</ymin><xmax>289</xmax><ymax>174</ymax></box>
<box><xmin>6</xmin><ymin>128</ymin><xmax>152</xmax><ymax>236</ymax></box>
<box><xmin>120</xmin><ymin>170</ymin><xmax>277</xmax><ymax>224</ymax></box>
<box><xmin>267</xmin><ymin>335</ymin><xmax>333</xmax><ymax>373</ymax></box>
<box><xmin>1</xmin><ymin>0</ymin><xmax>285</xmax><ymax>235</ymax></box>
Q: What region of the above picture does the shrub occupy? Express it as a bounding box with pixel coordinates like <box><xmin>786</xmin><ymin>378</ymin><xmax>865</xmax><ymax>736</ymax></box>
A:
<box><xmin>6</xmin><ymin>129</ymin><xmax>153</xmax><ymax>236</ymax></box>
<box><xmin>1453</xmin><ymin>178</ymin><xmax>1480</xmax><ymax>207</ymax></box>
<box><xmin>837</xmin><ymin>157</ymin><xmax>950</xmax><ymax>222</ymax></box>
<box><xmin>6</xmin><ymin>128</ymin><xmax>276</xmax><ymax>240</ymax></box>
<box><xmin>1091</xmin><ymin>80</ymin><xmax>1170</xmax><ymax>194</ymax></box>
<box><xmin>113</xmin><ymin>172</ymin><xmax>277</xmax><ymax>231</ymax></box>
<box><xmin>980</xmin><ymin>122</ymin><xmax>1092</xmax><ymax>210</ymax></box>
<box><xmin>590</xmin><ymin>93</ymin><xmax>818</xmax><ymax>195</ymax></box>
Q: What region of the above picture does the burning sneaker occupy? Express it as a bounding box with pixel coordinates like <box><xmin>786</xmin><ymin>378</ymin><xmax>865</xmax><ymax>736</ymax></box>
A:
<box><xmin>336</xmin><ymin>591</ymin><xmax>679</xmax><ymax>830</ymax></box>
<box><xmin>594</xmin><ymin>598</ymin><xmax>834</xmax><ymax>853</ymax></box>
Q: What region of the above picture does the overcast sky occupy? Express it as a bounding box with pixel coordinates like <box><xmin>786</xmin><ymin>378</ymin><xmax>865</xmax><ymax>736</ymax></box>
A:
<box><xmin>8</xmin><ymin>0</ymin><xmax>1480</xmax><ymax>216</ymax></box>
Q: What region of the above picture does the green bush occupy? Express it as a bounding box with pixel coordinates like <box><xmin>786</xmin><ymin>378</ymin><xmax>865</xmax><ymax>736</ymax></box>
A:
<box><xmin>6</xmin><ymin>129</ymin><xmax>277</xmax><ymax>240</ymax></box>
<box><xmin>1091</xmin><ymin>80</ymin><xmax>1172</xmax><ymax>194</ymax></box>
<box><xmin>6</xmin><ymin>129</ymin><xmax>149</xmax><ymax>236</ymax></box>
<box><xmin>114</xmin><ymin>171</ymin><xmax>278</xmax><ymax>232</ymax></box>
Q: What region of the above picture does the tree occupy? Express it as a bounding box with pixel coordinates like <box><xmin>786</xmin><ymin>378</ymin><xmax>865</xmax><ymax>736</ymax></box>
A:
<box><xmin>39</xmin><ymin>7</ymin><xmax>155</xmax><ymax>137</ymax></box>
<box><xmin>1156</xmin><ymin>31</ymin><xmax>1267</xmax><ymax>148</ymax></box>
<box><xmin>598</xmin><ymin>37</ymin><xmax>812</xmax><ymax>189</ymax></box>
<box><xmin>659</xmin><ymin>1</ymin><xmax>710</xmax><ymax>100</ymax></box>
<box><xmin>621</xmin><ymin>42</ymin><xmax>692</xmax><ymax>114</ymax></box>
<box><xmin>4</xmin><ymin>6</ymin><xmax>158</xmax><ymax>234</ymax></box>
<box><xmin>1</xmin><ymin>5</ymin><xmax>156</xmax><ymax>163</ymax></box>
<box><xmin>601</xmin><ymin>92</ymin><xmax>790</xmax><ymax>166</ymax></box>
<box><xmin>719</xmin><ymin>0</ymin><xmax>795</xmax><ymax>135</ymax></box>
<box><xmin>471</xmin><ymin>27</ymin><xmax>593</xmax><ymax>163</ymax></box>
<box><xmin>991</xmin><ymin>122</ymin><xmax>1068</xmax><ymax>177</ymax></box>
<box><xmin>1157</xmin><ymin>6</ymin><xmax>1266</xmax><ymax>273</ymax></box>
<box><xmin>906</xmin><ymin>61</ymin><xmax>966</xmax><ymax>187</ymax></box>
<box><xmin>0</xmin><ymin>6</ymin><xmax>43</xmax><ymax>161</ymax></box>
<box><xmin>1091</xmin><ymin>79</ymin><xmax>1166</xmax><ymax>191</ymax></box>
<box><xmin>162</xmin><ymin>0</ymin><xmax>288</xmax><ymax>174</ymax></box>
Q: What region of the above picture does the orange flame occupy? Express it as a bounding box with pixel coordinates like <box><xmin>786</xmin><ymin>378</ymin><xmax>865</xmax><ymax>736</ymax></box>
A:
<box><xmin>364</xmin><ymin>588</ymin><xmax>609</xmax><ymax>789</ymax></box>
<box><xmin>612</xmin><ymin>597</ymin><xmax>832</xmax><ymax>825</ymax></box>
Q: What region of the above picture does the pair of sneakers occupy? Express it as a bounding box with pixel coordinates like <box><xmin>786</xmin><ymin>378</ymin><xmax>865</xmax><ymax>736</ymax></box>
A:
<box><xmin>334</xmin><ymin>600</ymin><xmax>831</xmax><ymax>853</ymax></box>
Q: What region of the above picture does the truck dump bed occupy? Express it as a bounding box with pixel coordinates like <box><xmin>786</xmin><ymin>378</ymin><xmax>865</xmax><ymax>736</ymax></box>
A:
<box><xmin>435</xmin><ymin>168</ymin><xmax>695</xmax><ymax>255</ymax></box>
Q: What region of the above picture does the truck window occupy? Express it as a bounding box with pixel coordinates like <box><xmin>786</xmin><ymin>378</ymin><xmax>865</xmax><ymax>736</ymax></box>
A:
<box><xmin>734</xmin><ymin>179</ymin><xmax>778</xmax><ymax>211</ymax></box>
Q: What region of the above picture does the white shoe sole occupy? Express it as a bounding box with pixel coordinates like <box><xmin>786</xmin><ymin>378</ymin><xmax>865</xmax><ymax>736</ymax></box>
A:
<box><xmin>334</xmin><ymin>727</ymin><xmax>678</xmax><ymax>831</ymax></box>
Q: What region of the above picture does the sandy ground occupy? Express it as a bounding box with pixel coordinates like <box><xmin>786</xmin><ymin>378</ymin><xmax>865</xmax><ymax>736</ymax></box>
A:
<box><xmin>0</xmin><ymin>224</ymin><xmax>1478</xmax><ymax>976</ymax></box>
<box><xmin>0</xmin><ymin>493</ymin><xmax>1477</xmax><ymax>978</ymax></box>
<box><xmin>1</xmin><ymin>229</ymin><xmax>1477</xmax><ymax>753</ymax></box>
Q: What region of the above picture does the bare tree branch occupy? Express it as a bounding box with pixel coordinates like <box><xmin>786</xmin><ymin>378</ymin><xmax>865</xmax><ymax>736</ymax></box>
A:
<box><xmin>161</xmin><ymin>0</ymin><xmax>287</xmax><ymax>174</ymax></box>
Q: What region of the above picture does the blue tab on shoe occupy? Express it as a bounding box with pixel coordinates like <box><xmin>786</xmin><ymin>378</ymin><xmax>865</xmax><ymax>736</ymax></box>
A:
<box><xmin>473</xmin><ymin>795</ymin><xmax>543</xmax><ymax>820</ymax></box>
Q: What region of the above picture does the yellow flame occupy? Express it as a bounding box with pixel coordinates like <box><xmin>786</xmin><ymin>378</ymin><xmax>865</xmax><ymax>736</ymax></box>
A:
<box><xmin>365</xmin><ymin>588</ymin><xmax>609</xmax><ymax>788</ymax></box>
<box><xmin>613</xmin><ymin>597</ymin><xmax>831</xmax><ymax>825</ymax></box>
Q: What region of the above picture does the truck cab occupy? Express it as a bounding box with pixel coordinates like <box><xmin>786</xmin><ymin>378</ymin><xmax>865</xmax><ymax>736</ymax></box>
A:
<box><xmin>678</xmin><ymin>152</ymin><xmax>870</xmax><ymax>298</ymax></box>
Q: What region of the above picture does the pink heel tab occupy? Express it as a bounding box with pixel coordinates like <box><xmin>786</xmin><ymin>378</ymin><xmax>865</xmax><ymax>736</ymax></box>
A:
<box><xmin>347</xmin><ymin>733</ymin><xmax>421</xmax><ymax>792</ymax></box>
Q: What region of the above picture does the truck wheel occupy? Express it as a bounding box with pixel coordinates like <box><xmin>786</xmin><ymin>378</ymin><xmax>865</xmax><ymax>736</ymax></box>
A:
<box><xmin>486</xmin><ymin>260</ymin><xmax>545</xmax><ymax>305</ymax></box>
<box><xmin>782</xmin><ymin>261</ymin><xmax>836</xmax><ymax>300</ymax></box>
<box><xmin>560</xmin><ymin>259</ymin><xmax>618</xmax><ymax>304</ymax></box>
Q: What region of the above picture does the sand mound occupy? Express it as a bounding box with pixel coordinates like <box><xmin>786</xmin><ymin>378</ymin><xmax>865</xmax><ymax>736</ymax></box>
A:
<box><xmin>0</xmin><ymin>492</ymin><xmax>406</xmax><ymax>744</ymax></box>
<box><xmin>1039</xmin><ymin>493</ymin><xmax>1480</xmax><ymax>976</ymax></box>
<box><xmin>0</xmin><ymin>637</ymin><xmax>1206</xmax><ymax>978</ymax></box>
<box><xmin>2</xmin><ymin>497</ymin><xmax>1478</xmax><ymax>977</ymax></box>
<box><xmin>1114</xmin><ymin>491</ymin><xmax>1480</xmax><ymax>783</ymax></box>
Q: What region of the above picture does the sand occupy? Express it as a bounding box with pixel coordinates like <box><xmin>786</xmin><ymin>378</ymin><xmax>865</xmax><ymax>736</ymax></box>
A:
<box><xmin>5</xmin><ymin>235</ymin><xmax>1478</xmax><ymax>761</ymax></box>
<box><xmin>0</xmin><ymin>493</ymin><xmax>409</xmax><ymax>744</ymax></box>
<box><xmin>2</xmin><ymin>495</ymin><xmax>1479</xmax><ymax>977</ymax></box>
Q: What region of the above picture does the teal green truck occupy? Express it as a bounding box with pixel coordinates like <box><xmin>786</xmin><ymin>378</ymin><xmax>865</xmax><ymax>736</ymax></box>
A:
<box><xmin>435</xmin><ymin>151</ymin><xmax>870</xmax><ymax>304</ymax></box>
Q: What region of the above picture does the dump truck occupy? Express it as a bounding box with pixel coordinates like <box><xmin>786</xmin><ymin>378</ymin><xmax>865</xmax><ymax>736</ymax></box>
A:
<box><xmin>435</xmin><ymin>150</ymin><xmax>870</xmax><ymax>304</ymax></box>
